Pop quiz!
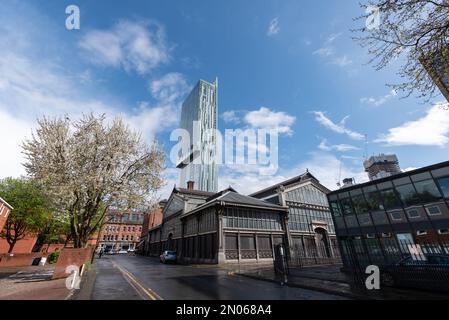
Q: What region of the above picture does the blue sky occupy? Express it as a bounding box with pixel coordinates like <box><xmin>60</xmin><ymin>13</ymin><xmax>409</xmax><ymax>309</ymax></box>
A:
<box><xmin>1</xmin><ymin>0</ymin><xmax>448</xmax><ymax>198</ymax></box>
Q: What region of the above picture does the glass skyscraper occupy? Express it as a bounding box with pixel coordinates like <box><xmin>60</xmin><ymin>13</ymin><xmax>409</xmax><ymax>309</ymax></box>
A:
<box><xmin>177</xmin><ymin>78</ymin><xmax>218</xmax><ymax>192</ymax></box>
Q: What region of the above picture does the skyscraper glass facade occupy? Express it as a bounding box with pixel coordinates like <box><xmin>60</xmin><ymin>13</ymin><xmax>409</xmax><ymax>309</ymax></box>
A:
<box><xmin>178</xmin><ymin>79</ymin><xmax>218</xmax><ymax>192</ymax></box>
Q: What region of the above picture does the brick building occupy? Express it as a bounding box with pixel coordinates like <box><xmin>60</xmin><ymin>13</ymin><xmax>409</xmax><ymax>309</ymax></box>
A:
<box><xmin>98</xmin><ymin>210</ymin><xmax>145</xmax><ymax>252</ymax></box>
<box><xmin>0</xmin><ymin>196</ymin><xmax>13</xmax><ymax>232</ymax></box>
<box><xmin>137</xmin><ymin>200</ymin><xmax>166</xmax><ymax>254</ymax></box>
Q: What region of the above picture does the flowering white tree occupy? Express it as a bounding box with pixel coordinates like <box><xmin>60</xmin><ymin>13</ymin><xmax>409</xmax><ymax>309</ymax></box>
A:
<box><xmin>22</xmin><ymin>114</ymin><xmax>165</xmax><ymax>248</ymax></box>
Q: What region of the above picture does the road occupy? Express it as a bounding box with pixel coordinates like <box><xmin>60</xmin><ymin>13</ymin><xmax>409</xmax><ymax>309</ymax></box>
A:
<box><xmin>83</xmin><ymin>254</ymin><xmax>347</xmax><ymax>300</ymax></box>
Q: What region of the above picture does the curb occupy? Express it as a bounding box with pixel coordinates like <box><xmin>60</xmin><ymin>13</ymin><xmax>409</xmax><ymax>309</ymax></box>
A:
<box><xmin>70</xmin><ymin>263</ymin><xmax>98</xmax><ymax>300</ymax></box>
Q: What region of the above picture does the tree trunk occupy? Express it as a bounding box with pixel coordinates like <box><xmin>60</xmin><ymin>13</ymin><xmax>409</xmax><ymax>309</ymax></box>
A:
<box><xmin>8</xmin><ymin>240</ymin><xmax>16</xmax><ymax>254</ymax></box>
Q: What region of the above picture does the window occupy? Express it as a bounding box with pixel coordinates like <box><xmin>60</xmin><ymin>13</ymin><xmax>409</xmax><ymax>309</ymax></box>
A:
<box><xmin>351</xmin><ymin>194</ymin><xmax>370</xmax><ymax>214</ymax></box>
<box><xmin>240</xmin><ymin>235</ymin><xmax>255</xmax><ymax>250</ymax></box>
<box><xmin>225</xmin><ymin>234</ymin><xmax>238</xmax><ymax>250</ymax></box>
<box><xmin>358</xmin><ymin>215</ymin><xmax>371</xmax><ymax>225</ymax></box>
<box><xmin>380</xmin><ymin>189</ymin><xmax>402</xmax><ymax>210</ymax></box>
<box><xmin>103</xmin><ymin>235</ymin><xmax>106</xmax><ymax>240</ymax></box>
<box><xmin>414</xmin><ymin>179</ymin><xmax>442</xmax><ymax>202</ymax></box>
<box><xmin>425</xmin><ymin>206</ymin><xmax>442</xmax><ymax>216</ymax></box>
<box><xmin>363</xmin><ymin>187</ymin><xmax>384</xmax><ymax>211</ymax></box>
<box><xmin>131</xmin><ymin>236</ymin><xmax>134</xmax><ymax>241</ymax></box>
<box><xmin>339</xmin><ymin>196</ymin><xmax>354</xmax><ymax>216</ymax></box>
<box><xmin>390</xmin><ymin>211</ymin><xmax>403</xmax><ymax>221</ymax></box>
<box><xmin>407</xmin><ymin>209</ymin><xmax>421</xmax><ymax>219</ymax></box>
<box><xmin>126</xmin><ymin>235</ymin><xmax>129</xmax><ymax>241</ymax></box>
<box><xmin>329</xmin><ymin>200</ymin><xmax>342</xmax><ymax>217</ymax></box>
<box><xmin>395</xmin><ymin>184</ymin><xmax>421</xmax><ymax>207</ymax></box>
<box><xmin>436</xmin><ymin>176</ymin><xmax>449</xmax><ymax>198</ymax></box>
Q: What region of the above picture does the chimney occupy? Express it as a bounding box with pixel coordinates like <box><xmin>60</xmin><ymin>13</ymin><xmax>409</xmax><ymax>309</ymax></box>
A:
<box><xmin>187</xmin><ymin>181</ymin><xmax>194</xmax><ymax>191</ymax></box>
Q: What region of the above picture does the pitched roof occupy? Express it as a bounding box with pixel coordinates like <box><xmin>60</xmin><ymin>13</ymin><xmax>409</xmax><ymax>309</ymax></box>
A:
<box><xmin>0</xmin><ymin>196</ymin><xmax>13</xmax><ymax>209</ymax></box>
<box><xmin>173</xmin><ymin>187</ymin><xmax>216</xmax><ymax>198</ymax></box>
<box><xmin>218</xmin><ymin>191</ymin><xmax>286</xmax><ymax>209</ymax></box>
<box><xmin>249</xmin><ymin>171</ymin><xmax>330</xmax><ymax>198</ymax></box>
<box><xmin>181</xmin><ymin>190</ymin><xmax>288</xmax><ymax>218</ymax></box>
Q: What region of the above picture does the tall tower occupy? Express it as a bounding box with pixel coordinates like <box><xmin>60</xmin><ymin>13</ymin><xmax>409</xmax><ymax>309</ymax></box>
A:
<box><xmin>177</xmin><ymin>78</ymin><xmax>218</xmax><ymax>192</ymax></box>
<box><xmin>363</xmin><ymin>154</ymin><xmax>401</xmax><ymax>181</ymax></box>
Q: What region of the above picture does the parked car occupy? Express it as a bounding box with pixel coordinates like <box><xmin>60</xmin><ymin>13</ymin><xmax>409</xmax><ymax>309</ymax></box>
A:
<box><xmin>127</xmin><ymin>248</ymin><xmax>135</xmax><ymax>253</ymax></box>
<box><xmin>118</xmin><ymin>249</ymin><xmax>128</xmax><ymax>254</ymax></box>
<box><xmin>380</xmin><ymin>254</ymin><xmax>449</xmax><ymax>292</ymax></box>
<box><xmin>106</xmin><ymin>250</ymin><xmax>117</xmax><ymax>255</ymax></box>
<box><xmin>160</xmin><ymin>251</ymin><xmax>177</xmax><ymax>264</ymax></box>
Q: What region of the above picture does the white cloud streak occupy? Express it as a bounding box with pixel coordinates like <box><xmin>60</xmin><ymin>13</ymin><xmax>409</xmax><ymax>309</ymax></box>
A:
<box><xmin>360</xmin><ymin>89</ymin><xmax>397</xmax><ymax>107</ymax></box>
<box><xmin>318</xmin><ymin>138</ymin><xmax>360</xmax><ymax>152</ymax></box>
<box><xmin>312</xmin><ymin>111</ymin><xmax>364</xmax><ymax>141</ymax></box>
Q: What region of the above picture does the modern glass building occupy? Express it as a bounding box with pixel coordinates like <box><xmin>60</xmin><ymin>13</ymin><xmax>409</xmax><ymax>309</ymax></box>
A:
<box><xmin>177</xmin><ymin>78</ymin><xmax>218</xmax><ymax>193</ymax></box>
<box><xmin>327</xmin><ymin>161</ymin><xmax>449</xmax><ymax>269</ymax></box>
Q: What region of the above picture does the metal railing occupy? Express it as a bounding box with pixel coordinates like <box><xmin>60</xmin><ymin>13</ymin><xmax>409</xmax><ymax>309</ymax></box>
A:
<box><xmin>340</xmin><ymin>239</ymin><xmax>449</xmax><ymax>293</ymax></box>
<box><xmin>287</xmin><ymin>242</ymin><xmax>342</xmax><ymax>267</ymax></box>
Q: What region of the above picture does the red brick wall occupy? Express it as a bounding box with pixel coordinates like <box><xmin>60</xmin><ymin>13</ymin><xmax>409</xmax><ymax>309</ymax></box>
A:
<box><xmin>52</xmin><ymin>247</ymin><xmax>94</xmax><ymax>279</ymax></box>
<box><xmin>0</xmin><ymin>234</ymin><xmax>37</xmax><ymax>254</ymax></box>
<box><xmin>0</xmin><ymin>252</ymin><xmax>47</xmax><ymax>267</ymax></box>
<box><xmin>142</xmin><ymin>210</ymin><xmax>163</xmax><ymax>236</ymax></box>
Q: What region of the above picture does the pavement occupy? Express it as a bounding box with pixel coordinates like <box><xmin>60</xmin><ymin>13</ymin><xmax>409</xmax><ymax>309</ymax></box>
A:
<box><xmin>74</xmin><ymin>254</ymin><xmax>349</xmax><ymax>300</ymax></box>
<box><xmin>236</xmin><ymin>264</ymin><xmax>449</xmax><ymax>300</ymax></box>
<box><xmin>0</xmin><ymin>265</ymin><xmax>73</xmax><ymax>300</ymax></box>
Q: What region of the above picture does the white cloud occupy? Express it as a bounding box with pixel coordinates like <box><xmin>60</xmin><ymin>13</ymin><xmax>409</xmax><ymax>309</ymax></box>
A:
<box><xmin>332</xmin><ymin>55</ymin><xmax>353</xmax><ymax>67</ymax></box>
<box><xmin>0</xmin><ymin>110</ymin><xmax>31</xmax><ymax>178</ymax></box>
<box><xmin>313</xmin><ymin>32</ymin><xmax>352</xmax><ymax>68</ymax></box>
<box><xmin>150</xmin><ymin>72</ymin><xmax>190</xmax><ymax>104</ymax></box>
<box><xmin>79</xmin><ymin>20</ymin><xmax>170</xmax><ymax>74</ymax></box>
<box><xmin>158</xmin><ymin>167</ymin><xmax>179</xmax><ymax>200</ymax></box>
<box><xmin>375</xmin><ymin>102</ymin><xmax>449</xmax><ymax>147</ymax></box>
<box><xmin>313</xmin><ymin>47</ymin><xmax>335</xmax><ymax>57</ymax></box>
<box><xmin>361</xmin><ymin>89</ymin><xmax>397</xmax><ymax>107</ymax></box>
<box><xmin>222</xmin><ymin>110</ymin><xmax>241</xmax><ymax>124</ymax></box>
<box><xmin>244</xmin><ymin>107</ymin><xmax>296</xmax><ymax>135</ymax></box>
<box><xmin>219</xmin><ymin>151</ymin><xmax>367</xmax><ymax>194</ymax></box>
<box><xmin>0</xmin><ymin>10</ymin><xmax>183</xmax><ymax>183</ymax></box>
<box><xmin>312</xmin><ymin>111</ymin><xmax>364</xmax><ymax>141</ymax></box>
<box><xmin>318</xmin><ymin>138</ymin><xmax>360</xmax><ymax>152</ymax></box>
<box><xmin>325</xmin><ymin>33</ymin><xmax>342</xmax><ymax>44</ymax></box>
<box><xmin>267</xmin><ymin>17</ymin><xmax>280</xmax><ymax>36</ymax></box>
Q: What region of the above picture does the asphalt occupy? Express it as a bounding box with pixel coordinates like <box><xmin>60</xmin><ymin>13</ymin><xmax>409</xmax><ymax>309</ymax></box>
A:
<box><xmin>76</xmin><ymin>254</ymin><xmax>349</xmax><ymax>300</ymax></box>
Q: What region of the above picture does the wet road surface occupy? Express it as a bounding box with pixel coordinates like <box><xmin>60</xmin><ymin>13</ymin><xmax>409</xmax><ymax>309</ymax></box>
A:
<box><xmin>88</xmin><ymin>254</ymin><xmax>347</xmax><ymax>300</ymax></box>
